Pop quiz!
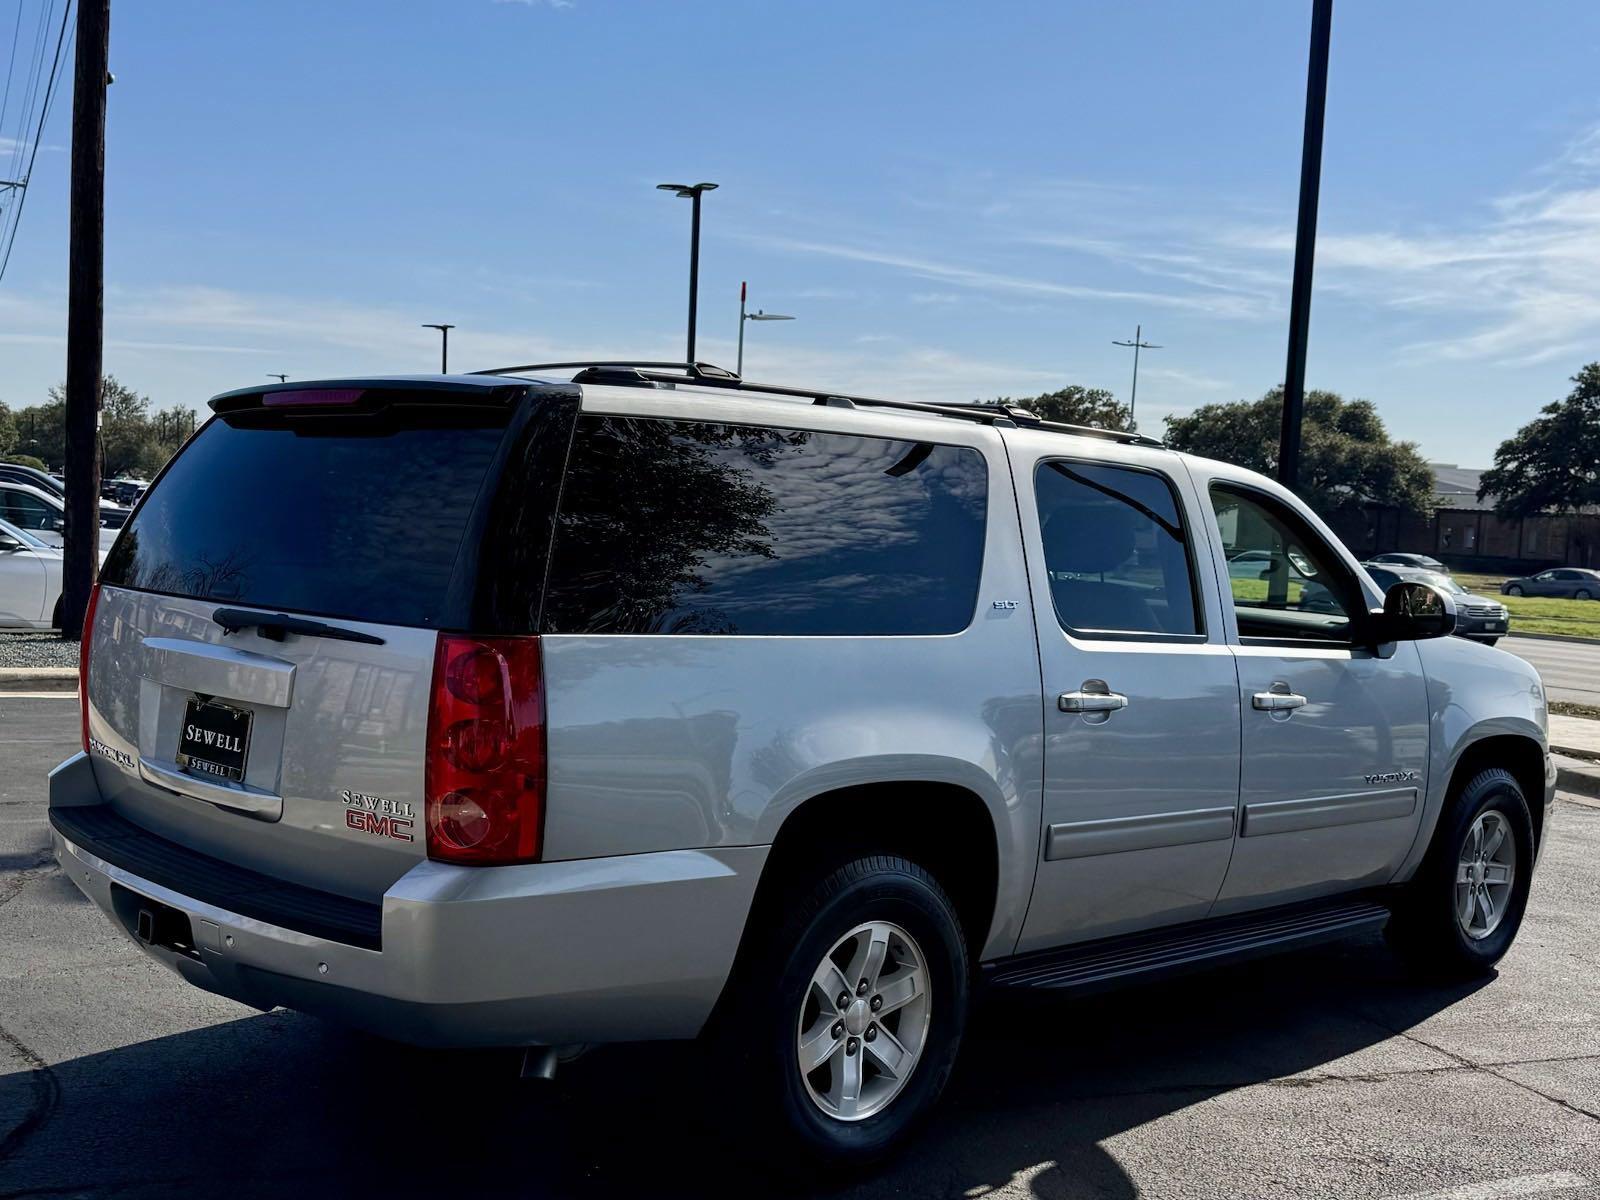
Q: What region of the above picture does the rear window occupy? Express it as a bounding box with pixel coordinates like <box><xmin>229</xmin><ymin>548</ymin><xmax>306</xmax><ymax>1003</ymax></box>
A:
<box><xmin>542</xmin><ymin>414</ymin><xmax>988</xmax><ymax>636</ymax></box>
<box><xmin>100</xmin><ymin>407</ymin><xmax>510</xmax><ymax>628</ymax></box>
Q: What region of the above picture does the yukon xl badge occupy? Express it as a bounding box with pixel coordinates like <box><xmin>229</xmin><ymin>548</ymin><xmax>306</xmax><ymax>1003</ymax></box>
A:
<box><xmin>339</xmin><ymin>788</ymin><xmax>415</xmax><ymax>842</ymax></box>
<box><xmin>1365</xmin><ymin>770</ymin><xmax>1419</xmax><ymax>786</ymax></box>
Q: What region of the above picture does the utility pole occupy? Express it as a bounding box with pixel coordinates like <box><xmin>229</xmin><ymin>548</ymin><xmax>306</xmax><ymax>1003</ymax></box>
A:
<box><xmin>1278</xmin><ymin>0</ymin><xmax>1333</xmax><ymax>493</ymax></box>
<box><xmin>62</xmin><ymin>0</ymin><xmax>110</xmax><ymax>640</ymax></box>
<box><xmin>422</xmin><ymin>323</ymin><xmax>454</xmax><ymax>373</ymax></box>
<box><xmin>1111</xmin><ymin>325</ymin><xmax>1161</xmax><ymax>432</ymax></box>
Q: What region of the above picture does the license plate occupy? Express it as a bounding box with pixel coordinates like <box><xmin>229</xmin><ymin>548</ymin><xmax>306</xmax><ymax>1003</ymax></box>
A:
<box><xmin>178</xmin><ymin>698</ymin><xmax>252</xmax><ymax>783</ymax></box>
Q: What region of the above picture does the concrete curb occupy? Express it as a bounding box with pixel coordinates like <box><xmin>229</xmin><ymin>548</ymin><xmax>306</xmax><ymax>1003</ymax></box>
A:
<box><xmin>1555</xmin><ymin>756</ymin><xmax>1600</xmax><ymax>801</ymax></box>
<box><xmin>0</xmin><ymin>668</ymin><xmax>78</xmax><ymax>692</ymax></box>
<box><xmin>1505</xmin><ymin>631</ymin><xmax>1600</xmax><ymax>646</ymax></box>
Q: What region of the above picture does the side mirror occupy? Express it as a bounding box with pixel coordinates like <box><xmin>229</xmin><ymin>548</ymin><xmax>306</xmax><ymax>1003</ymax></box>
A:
<box><xmin>1370</xmin><ymin>580</ymin><xmax>1457</xmax><ymax>643</ymax></box>
<box><xmin>0</xmin><ymin>533</ymin><xmax>21</xmax><ymax>553</ymax></box>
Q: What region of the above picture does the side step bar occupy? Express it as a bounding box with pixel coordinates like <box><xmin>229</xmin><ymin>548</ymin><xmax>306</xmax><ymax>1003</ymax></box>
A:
<box><xmin>987</xmin><ymin>897</ymin><xmax>1390</xmax><ymax>993</ymax></box>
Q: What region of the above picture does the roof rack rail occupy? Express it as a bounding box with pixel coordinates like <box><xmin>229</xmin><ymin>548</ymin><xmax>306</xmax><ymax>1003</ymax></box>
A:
<box><xmin>473</xmin><ymin>359</ymin><xmax>1164</xmax><ymax>448</ymax></box>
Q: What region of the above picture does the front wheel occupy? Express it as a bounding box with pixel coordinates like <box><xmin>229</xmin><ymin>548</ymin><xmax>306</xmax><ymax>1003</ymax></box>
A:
<box><xmin>1389</xmin><ymin>767</ymin><xmax>1535</xmax><ymax>977</ymax></box>
<box><xmin>1506</xmin><ymin>585</ymin><xmax>1524</xmax><ymax>597</ymax></box>
<box><xmin>720</xmin><ymin>855</ymin><xmax>969</xmax><ymax>1166</ymax></box>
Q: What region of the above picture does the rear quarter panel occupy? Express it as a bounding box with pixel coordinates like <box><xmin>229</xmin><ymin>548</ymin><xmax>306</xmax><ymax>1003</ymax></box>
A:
<box><xmin>538</xmin><ymin>394</ymin><xmax>1044</xmax><ymax>960</ymax></box>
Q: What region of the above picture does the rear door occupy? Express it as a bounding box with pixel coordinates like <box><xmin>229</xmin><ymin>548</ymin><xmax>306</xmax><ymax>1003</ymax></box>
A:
<box><xmin>1009</xmin><ymin>433</ymin><xmax>1242</xmax><ymax>952</ymax></box>
<box><xmin>85</xmin><ymin>382</ymin><xmax>569</xmax><ymax>902</ymax></box>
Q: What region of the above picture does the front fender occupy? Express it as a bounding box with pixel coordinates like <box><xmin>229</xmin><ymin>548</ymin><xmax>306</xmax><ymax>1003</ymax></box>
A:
<box><xmin>1394</xmin><ymin>635</ymin><xmax>1550</xmax><ymax>882</ymax></box>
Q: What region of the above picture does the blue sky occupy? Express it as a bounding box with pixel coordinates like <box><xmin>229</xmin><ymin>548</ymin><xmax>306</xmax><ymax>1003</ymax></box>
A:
<box><xmin>3</xmin><ymin>1</ymin><xmax>1600</xmax><ymax>466</ymax></box>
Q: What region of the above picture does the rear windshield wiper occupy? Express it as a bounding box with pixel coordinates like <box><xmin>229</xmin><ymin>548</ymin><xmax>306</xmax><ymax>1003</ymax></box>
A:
<box><xmin>212</xmin><ymin>607</ymin><xmax>386</xmax><ymax>646</ymax></box>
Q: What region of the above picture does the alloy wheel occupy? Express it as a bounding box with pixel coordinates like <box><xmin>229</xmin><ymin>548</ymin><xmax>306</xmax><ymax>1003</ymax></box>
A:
<box><xmin>1456</xmin><ymin>809</ymin><xmax>1516</xmax><ymax>941</ymax></box>
<box><xmin>795</xmin><ymin>921</ymin><xmax>932</xmax><ymax>1122</ymax></box>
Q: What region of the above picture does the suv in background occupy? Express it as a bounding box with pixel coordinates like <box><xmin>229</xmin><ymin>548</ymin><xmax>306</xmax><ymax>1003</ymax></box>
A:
<box><xmin>1369</xmin><ymin>551</ymin><xmax>1447</xmax><ymax>572</ymax></box>
<box><xmin>50</xmin><ymin>366</ymin><xmax>1554</xmax><ymax>1164</ymax></box>
<box><xmin>1365</xmin><ymin>563</ymin><xmax>1510</xmax><ymax>645</ymax></box>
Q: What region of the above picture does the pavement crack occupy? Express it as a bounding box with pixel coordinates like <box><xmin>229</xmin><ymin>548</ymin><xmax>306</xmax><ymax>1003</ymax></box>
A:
<box><xmin>0</xmin><ymin>851</ymin><xmax>54</xmax><ymax>910</ymax></box>
<box><xmin>0</xmin><ymin>1022</ymin><xmax>62</xmax><ymax>1165</ymax></box>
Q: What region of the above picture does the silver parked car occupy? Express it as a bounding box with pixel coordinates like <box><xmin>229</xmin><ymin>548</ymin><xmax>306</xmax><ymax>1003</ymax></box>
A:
<box><xmin>1364</xmin><ymin>564</ymin><xmax>1509</xmax><ymax>646</ymax></box>
<box><xmin>51</xmin><ymin>367</ymin><xmax>1555</xmax><ymax>1164</ymax></box>
<box><xmin>1502</xmin><ymin>567</ymin><xmax>1600</xmax><ymax>600</ymax></box>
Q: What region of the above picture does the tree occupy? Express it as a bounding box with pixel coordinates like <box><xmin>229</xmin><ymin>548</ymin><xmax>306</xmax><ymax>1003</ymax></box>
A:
<box><xmin>0</xmin><ymin>402</ymin><xmax>15</xmax><ymax>457</ymax></box>
<box><xmin>1478</xmin><ymin>364</ymin><xmax>1600</xmax><ymax>517</ymax></box>
<box><xmin>988</xmin><ymin>385</ymin><xmax>1131</xmax><ymax>430</ymax></box>
<box><xmin>1</xmin><ymin>453</ymin><xmax>49</xmax><ymax>471</ymax></box>
<box><xmin>1164</xmin><ymin>387</ymin><xmax>1433</xmax><ymax>517</ymax></box>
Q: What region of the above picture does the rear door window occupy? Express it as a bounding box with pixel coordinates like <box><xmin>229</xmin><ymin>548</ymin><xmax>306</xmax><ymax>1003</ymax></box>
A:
<box><xmin>100</xmin><ymin>407</ymin><xmax>511</xmax><ymax>629</ymax></box>
<box><xmin>1034</xmin><ymin>460</ymin><xmax>1203</xmax><ymax>639</ymax></box>
<box><xmin>543</xmin><ymin>415</ymin><xmax>988</xmax><ymax>635</ymax></box>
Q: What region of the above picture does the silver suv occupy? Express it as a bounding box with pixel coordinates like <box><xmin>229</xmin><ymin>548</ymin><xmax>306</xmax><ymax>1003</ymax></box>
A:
<box><xmin>51</xmin><ymin>365</ymin><xmax>1554</xmax><ymax>1164</ymax></box>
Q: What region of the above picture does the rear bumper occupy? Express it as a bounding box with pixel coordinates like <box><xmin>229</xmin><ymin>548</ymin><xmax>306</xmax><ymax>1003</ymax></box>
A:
<box><xmin>50</xmin><ymin>753</ymin><xmax>767</xmax><ymax>1047</ymax></box>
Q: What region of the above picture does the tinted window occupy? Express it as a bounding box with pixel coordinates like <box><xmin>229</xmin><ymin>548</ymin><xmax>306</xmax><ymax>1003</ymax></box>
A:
<box><xmin>1210</xmin><ymin>485</ymin><xmax>1362</xmax><ymax>643</ymax></box>
<box><xmin>1035</xmin><ymin>461</ymin><xmax>1202</xmax><ymax>638</ymax></box>
<box><xmin>0</xmin><ymin>488</ymin><xmax>61</xmax><ymax>532</ymax></box>
<box><xmin>543</xmin><ymin>415</ymin><xmax>988</xmax><ymax>635</ymax></box>
<box><xmin>100</xmin><ymin>408</ymin><xmax>511</xmax><ymax>628</ymax></box>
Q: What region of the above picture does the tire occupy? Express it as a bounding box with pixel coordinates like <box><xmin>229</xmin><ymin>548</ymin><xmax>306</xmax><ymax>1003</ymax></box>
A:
<box><xmin>1506</xmin><ymin>585</ymin><xmax>1523</xmax><ymax>597</ymax></box>
<box><xmin>50</xmin><ymin>595</ymin><xmax>63</xmax><ymax>631</ymax></box>
<box><xmin>1576</xmin><ymin>589</ymin><xmax>1593</xmax><ymax>601</ymax></box>
<box><xmin>1481</xmin><ymin>637</ymin><xmax>1499</xmax><ymax>647</ymax></box>
<box><xmin>716</xmin><ymin>855</ymin><xmax>969</xmax><ymax>1167</ymax></box>
<box><xmin>1389</xmin><ymin>767</ymin><xmax>1535</xmax><ymax>978</ymax></box>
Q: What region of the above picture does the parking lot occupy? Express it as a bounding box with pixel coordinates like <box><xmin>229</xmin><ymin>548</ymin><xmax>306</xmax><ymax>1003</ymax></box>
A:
<box><xmin>4</xmin><ymin>693</ymin><xmax>1600</xmax><ymax>1199</ymax></box>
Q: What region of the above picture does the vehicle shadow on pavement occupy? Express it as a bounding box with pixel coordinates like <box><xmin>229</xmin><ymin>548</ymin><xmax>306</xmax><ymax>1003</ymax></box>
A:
<box><xmin>0</xmin><ymin>932</ymin><xmax>1485</xmax><ymax>1200</ymax></box>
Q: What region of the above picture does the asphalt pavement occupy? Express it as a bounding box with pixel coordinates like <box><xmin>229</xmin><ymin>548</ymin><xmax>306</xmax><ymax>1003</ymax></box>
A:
<box><xmin>1503</xmin><ymin>634</ymin><xmax>1600</xmax><ymax>706</ymax></box>
<box><xmin>4</xmin><ymin>694</ymin><xmax>1600</xmax><ymax>1199</ymax></box>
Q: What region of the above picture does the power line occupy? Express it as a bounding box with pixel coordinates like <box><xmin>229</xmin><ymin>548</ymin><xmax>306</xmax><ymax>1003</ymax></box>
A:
<box><xmin>0</xmin><ymin>0</ymin><xmax>28</xmax><ymax>143</ymax></box>
<box><xmin>0</xmin><ymin>0</ymin><xmax>72</xmax><ymax>286</ymax></box>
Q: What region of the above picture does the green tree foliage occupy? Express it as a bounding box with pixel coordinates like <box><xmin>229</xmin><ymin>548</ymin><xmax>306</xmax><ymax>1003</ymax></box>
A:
<box><xmin>988</xmin><ymin>385</ymin><xmax>1132</xmax><ymax>430</ymax></box>
<box><xmin>1478</xmin><ymin>363</ymin><xmax>1600</xmax><ymax>517</ymax></box>
<box><xmin>1164</xmin><ymin>387</ymin><xmax>1433</xmax><ymax>517</ymax></box>
<box><xmin>1</xmin><ymin>454</ymin><xmax>49</xmax><ymax>471</ymax></box>
<box><xmin>13</xmin><ymin>377</ymin><xmax>195</xmax><ymax>478</ymax></box>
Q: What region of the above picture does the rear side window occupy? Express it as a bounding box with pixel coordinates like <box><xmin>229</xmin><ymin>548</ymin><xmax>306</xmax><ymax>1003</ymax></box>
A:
<box><xmin>1034</xmin><ymin>460</ymin><xmax>1203</xmax><ymax>639</ymax></box>
<box><xmin>543</xmin><ymin>415</ymin><xmax>988</xmax><ymax>635</ymax></box>
<box><xmin>100</xmin><ymin>408</ymin><xmax>510</xmax><ymax>628</ymax></box>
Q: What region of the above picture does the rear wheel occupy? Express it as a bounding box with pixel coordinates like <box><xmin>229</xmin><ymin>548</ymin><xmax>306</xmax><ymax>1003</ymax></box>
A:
<box><xmin>1506</xmin><ymin>585</ymin><xmax>1524</xmax><ymax>597</ymax></box>
<box><xmin>1576</xmin><ymin>589</ymin><xmax>1593</xmax><ymax>601</ymax></box>
<box><xmin>50</xmin><ymin>595</ymin><xmax>62</xmax><ymax>631</ymax></box>
<box><xmin>1389</xmin><ymin>767</ymin><xmax>1534</xmax><ymax>977</ymax></box>
<box><xmin>719</xmin><ymin>855</ymin><xmax>969</xmax><ymax>1166</ymax></box>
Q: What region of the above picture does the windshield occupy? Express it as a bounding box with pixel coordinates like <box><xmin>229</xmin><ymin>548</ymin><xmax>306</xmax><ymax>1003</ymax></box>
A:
<box><xmin>0</xmin><ymin>519</ymin><xmax>51</xmax><ymax>550</ymax></box>
<box><xmin>1418</xmin><ymin>571</ymin><xmax>1466</xmax><ymax>595</ymax></box>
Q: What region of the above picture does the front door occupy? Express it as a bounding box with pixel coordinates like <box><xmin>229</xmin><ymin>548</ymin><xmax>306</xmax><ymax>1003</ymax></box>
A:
<box><xmin>1197</xmin><ymin>480</ymin><xmax>1431</xmax><ymax>912</ymax></box>
<box><xmin>1011</xmin><ymin>440</ymin><xmax>1242</xmax><ymax>953</ymax></box>
<box><xmin>0</xmin><ymin>539</ymin><xmax>46</xmax><ymax>625</ymax></box>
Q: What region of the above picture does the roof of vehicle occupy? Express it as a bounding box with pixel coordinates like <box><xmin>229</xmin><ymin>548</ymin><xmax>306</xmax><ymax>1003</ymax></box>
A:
<box><xmin>0</xmin><ymin>479</ymin><xmax>63</xmax><ymax>505</ymax></box>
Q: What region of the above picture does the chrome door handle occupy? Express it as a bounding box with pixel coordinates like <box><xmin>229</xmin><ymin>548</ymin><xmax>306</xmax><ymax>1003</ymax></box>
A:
<box><xmin>1252</xmin><ymin>687</ymin><xmax>1307</xmax><ymax>712</ymax></box>
<box><xmin>1059</xmin><ymin>689</ymin><xmax>1129</xmax><ymax>714</ymax></box>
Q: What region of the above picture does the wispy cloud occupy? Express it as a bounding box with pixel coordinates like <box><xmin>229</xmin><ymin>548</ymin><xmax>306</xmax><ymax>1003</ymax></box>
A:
<box><xmin>740</xmin><ymin>232</ymin><xmax>1263</xmax><ymax>319</ymax></box>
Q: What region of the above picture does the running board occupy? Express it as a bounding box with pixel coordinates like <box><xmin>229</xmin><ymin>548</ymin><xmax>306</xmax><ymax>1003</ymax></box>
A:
<box><xmin>987</xmin><ymin>897</ymin><xmax>1390</xmax><ymax>993</ymax></box>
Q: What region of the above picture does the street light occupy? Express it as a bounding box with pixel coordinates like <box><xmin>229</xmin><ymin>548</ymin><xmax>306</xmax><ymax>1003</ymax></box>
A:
<box><xmin>423</xmin><ymin>323</ymin><xmax>455</xmax><ymax>373</ymax></box>
<box><xmin>736</xmin><ymin>281</ymin><xmax>795</xmax><ymax>377</ymax></box>
<box><xmin>656</xmin><ymin>181</ymin><xmax>718</xmax><ymax>364</ymax></box>
<box><xmin>267</xmin><ymin>373</ymin><xmax>288</xmax><ymax>383</ymax></box>
<box><xmin>1111</xmin><ymin>325</ymin><xmax>1162</xmax><ymax>432</ymax></box>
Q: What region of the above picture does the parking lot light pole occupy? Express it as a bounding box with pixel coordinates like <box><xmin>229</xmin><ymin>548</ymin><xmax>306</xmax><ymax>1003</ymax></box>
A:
<box><xmin>1278</xmin><ymin>0</ymin><xmax>1333</xmax><ymax>493</ymax></box>
<box><xmin>736</xmin><ymin>281</ymin><xmax>795</xmax><ymax>377</ymax></box>
<box><xmin>657</xmin><ymin>182</ymin><xmax>718</xmax><ymax>364</ymax></box>
<box><xmin>423</xmin><ymin>323</ymin><xmax>455</xmax><ymax>373</ymax></box>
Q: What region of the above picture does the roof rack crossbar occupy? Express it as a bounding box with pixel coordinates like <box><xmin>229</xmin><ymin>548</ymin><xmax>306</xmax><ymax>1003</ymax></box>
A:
<box><xmin>473</xmin><ymin>359</ymin><xmax>1163</xmax><ymax>447</ymax></box>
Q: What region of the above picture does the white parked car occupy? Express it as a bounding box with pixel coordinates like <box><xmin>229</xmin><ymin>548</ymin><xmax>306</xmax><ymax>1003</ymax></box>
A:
<box><xmin>0</xmin><ymin>519</ymin><xmax>65</xmax><ymax>629</ymax></box>
<box><xmin>0</xmin><ymin>481</ymin><xmax>120</xmax><ymax>552</ymax></box>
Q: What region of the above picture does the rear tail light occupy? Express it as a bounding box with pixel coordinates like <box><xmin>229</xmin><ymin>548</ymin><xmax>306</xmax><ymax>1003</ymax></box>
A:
<box><xmin>425</xmin><ymin>634</ymin><xmax>546</xmax><ymax>865</ymax></box>
<box><xmin>79</xmin><ymin>582</ymin><xmax>102</xmax><ymax>753</ymax></box>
